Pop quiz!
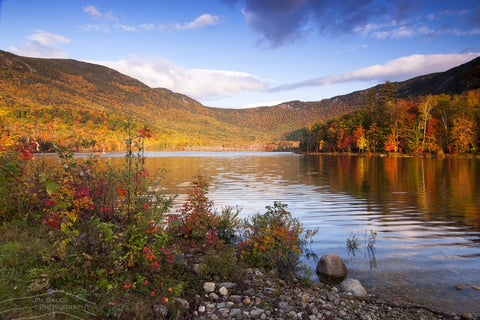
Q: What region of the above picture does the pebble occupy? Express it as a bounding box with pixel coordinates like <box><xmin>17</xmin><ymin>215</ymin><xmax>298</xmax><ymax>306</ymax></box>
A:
<box><xmin>454</xmin><ymin>284</ymin><xmax>467</xmax><ymax>290</ymax></box>
<box><xmin>230</xmin><ymin>308</ymin><xmax>241</xmax><ymax>317</ymax></box>
<box><xmin>218</xmin><ymin>282</ymin><xmax>236</xmax><ymax>289</ymax></box>
<box><xmin>174</xmin><ymin>298</ymin><xmax>189</xmax><ymax>310</ymax></box>
<box><xmin>209</xmin><ymin>292</ymin><xmax>220</xmax><ymax>300</ymax></box>
<box><xmin>230</xmin><ymin>295</ymin><xmax>242</xmax><ymax>301</ymax></box>
<box><xmin>250</xmin><ymin>308</ymin><xmax>264</xmax><ymax>319</ymax></box>
<box><xmin>204</xmin><ymin>282</ymin><xmax>215</xmax><ymax>293</ymax></box>
<box><xmin>219</xmin><ymin>286</ymin><xmax>228</xmax><ymax>296</ymax></box>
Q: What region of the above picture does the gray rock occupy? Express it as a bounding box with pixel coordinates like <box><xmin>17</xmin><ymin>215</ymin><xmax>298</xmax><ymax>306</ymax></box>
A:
<box><xmin>219</xmin><ymin>286</ymin><xmax>228</xmax><ymax>296</ymax></box>
<box><xmin>230</xmin><ymin>308</ymin><xmax>242</xmax><ymax>317</ymax></box>
<box><xmin>316</xmin><ymin>253</ymin><xmax>348</xmax><ymax>284</ymax></box>
<box><xmin>250</xmin><ymin>308</ymin><xmax>265</xmax><ymax>319</ymax></box>
<box><xmin>218</xmin><ymin>282</ymin><xmax>236</xmax><ymax>289</ymax></box>
<box><xmin>230</xmin><ymin>294</ymin><xmax>242</xmax><ymax>301</ymax></box>
<box><xmin>217</xmin><ymin>307</ymin><xmax>230</xmax><ymax>314</ymax></box>
<box><xmin>209</xmin><ymin>292</ymin><xmax>220</xmax><ymax>300</ymax></box>
<box><xmin>455</xmin><ymin>284</ymin><xmax>467</xmax><ymax>290</ymax></box>
<box><xmin>206</xmin><ymin>303</ymin><xmax>215</xmax><ymax>310</ymax></box>
<box><xmin>243</xmin><ymin>288</ymin><xmax>255</xmax><ymax>295</ymax></box>
<box><xmin>339</xmin><ymin>279</ymin><xmax>369</xmax><ymax>300</ymax></box>
<box><xmin>175</xmin><ymin>298</ymin><xmax>189</xmax><ymax>310</ymax></box>
<box><xmin>204</xmin><ymin>282</ymin><xmax>216</xmax><ymax>293</ymax></box>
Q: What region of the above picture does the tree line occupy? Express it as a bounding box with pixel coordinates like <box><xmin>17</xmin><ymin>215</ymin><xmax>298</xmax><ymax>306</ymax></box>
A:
<box><xmin>300</xmin><ymin>82</ymin><xmax>480</xmax><ymax>156</ymax></box>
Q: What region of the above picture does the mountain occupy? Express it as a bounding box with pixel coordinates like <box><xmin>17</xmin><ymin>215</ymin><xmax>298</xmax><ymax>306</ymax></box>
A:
<box><xmin>1</xmin><ymin>50</ymin><xmax>479</xmax><ymax>151</ymax></box>
<box><xmin>210</xmin><ymin>56</ymin><xmax>480</xmax><ymax>140</ymax></box>
<box><xmin>0</xmin><ymin>50</ymin><xmax>266</xmax><ymax>151</ymax></box>
<box><xmin>394</xmin><ymin>56</ymin><xmax>480</xmax><ymax>98</ymax></box>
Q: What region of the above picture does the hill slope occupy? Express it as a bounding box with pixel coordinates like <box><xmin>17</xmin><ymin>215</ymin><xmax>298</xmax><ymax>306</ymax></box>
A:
<box><xmin>0</xmin><ymin>50</ymin><xmax>266</xmax><ymax>150</ymax></box>
<box><xmin>1</xmin><ymin>50</ymin><xmax>479</xmax><ymax>151</ymax></box>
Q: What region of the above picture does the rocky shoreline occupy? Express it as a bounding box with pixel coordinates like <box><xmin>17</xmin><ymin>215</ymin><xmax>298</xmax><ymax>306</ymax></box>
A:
<box><xmin>158</xmin><ymin>258</ymin><xmax>478</xmax><ymax>320</ymax></box>
<box><xmin>149</xmin><ymin>251</ymin><xmax>480</xmax><ymax>320</ymax></box>
<box><xmin>177</xmin><ymin>268</ymin><xmax>477</xmax><ymax>320</ymax></box>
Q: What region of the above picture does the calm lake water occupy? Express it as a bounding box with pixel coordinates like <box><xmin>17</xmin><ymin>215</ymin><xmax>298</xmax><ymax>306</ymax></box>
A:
<box><xmin>91</xmin><ymin>152</ymin><xmax>480</xmax><ymax>315</ymax></box>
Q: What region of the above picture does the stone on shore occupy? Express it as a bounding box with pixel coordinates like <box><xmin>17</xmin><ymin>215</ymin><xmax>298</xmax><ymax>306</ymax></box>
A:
<box><xmin>203</xmin><ymin>282</ymin><xmax>215</xmax><ymax>293</ymax></box>
<box><xmin>455</xmin><ymin>284</ymin><xmax>467</xmax><ymax>290</ymax></box>
<box><xmin>219</xmin><ymin>286</ymin><xmax>228</xmax><ymax>297</ymax></box>
<box><xmin>339</xmin><ymin>278</ymin><xmax>369</xmax><ymax>300</ymax></box>
<box><xmin>316</xmin><ymin>253</ymin><xmax>348</xmax><ymax>284</ymax></box>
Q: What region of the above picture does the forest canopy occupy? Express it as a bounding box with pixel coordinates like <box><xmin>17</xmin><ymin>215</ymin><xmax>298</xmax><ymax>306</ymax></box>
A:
<box><xmin>299</xmin><ymin>85</ymin><xmax>480</xmax><ymax>156</ymax></box>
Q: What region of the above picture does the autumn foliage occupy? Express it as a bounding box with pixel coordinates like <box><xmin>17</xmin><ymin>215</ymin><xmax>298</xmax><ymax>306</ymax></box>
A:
<box><xmin>300</xmin><ymin>87</ymin><xmax>480</xmax><ymax>156</ymax></box>
<box><xmin>0</xmin><ymin>128</ymin><xmax>317</xmax><ymax>318</ymax></box>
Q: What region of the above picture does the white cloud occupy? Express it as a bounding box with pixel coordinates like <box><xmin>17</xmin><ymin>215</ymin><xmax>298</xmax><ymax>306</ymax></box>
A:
<box><xmin>93</xmin><ymin>53</ymin><xmax>480</xmax><ymax>104</ymax></box>
<box><xmin>117</xmin><ymin>24</ymin><xmax>137</xmax><ymax>32</ymax></box>
<box><xmin>177</xmin><ymin>14</ymin><xmax>221</xmax><ymax>30</ymax></box>
<box><xmin>354</xmin><ymin>23</ymin><xmax>380</xmax><ymax>36</ymax></box>
<box><xmin>80</xmin><ymin>5</ymin><xmax>220</xmax><ymax>33</ymax></box>
<box><xmin>82</xmin><ymin>5</ymin><xmax>102</xmax><ymax>20</ymax></box>
<box><xmin>270</xmin><ymin>53</ymin><xmax>480</xmax><ymax>92</ymax></box>
<box><xmin>80</xmin><ymin>5</ymin><xmax>119</xmax><ymax>32</ymax></box>
<box><xmin>94</xmin><ymin>56</ymin><xmax>269</xmax><ymax>101</ymax></box>
<box><xmin>10</xmin><ymin>30</ymin><xmax>70</xmax><ymax>58</ymax></box>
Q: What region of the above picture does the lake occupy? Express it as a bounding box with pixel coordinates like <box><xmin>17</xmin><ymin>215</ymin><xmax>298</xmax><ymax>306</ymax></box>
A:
<box><xmin>93</xmin><ymin>152</ymin><xmax>480</xmax><ymax>315</ymax></box>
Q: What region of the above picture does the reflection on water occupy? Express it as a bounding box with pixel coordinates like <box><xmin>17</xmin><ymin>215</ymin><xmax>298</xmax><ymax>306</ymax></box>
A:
<box><xmin>81</xmin><ymin>152</ymin><xmax>480</xmax><ymax>315</ymax></box>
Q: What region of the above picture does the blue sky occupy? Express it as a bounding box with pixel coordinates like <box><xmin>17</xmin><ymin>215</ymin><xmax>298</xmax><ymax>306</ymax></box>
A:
<box><xmin>1</xmin><ymin>0</ymin><xmax>479</xmax><ymax>108</ymax></box>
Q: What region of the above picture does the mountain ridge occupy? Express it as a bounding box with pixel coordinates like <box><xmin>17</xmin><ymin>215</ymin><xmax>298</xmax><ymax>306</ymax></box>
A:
<box><xmin>1</xmin><ymin>50</ymin><xmax>479</xmax><ymax>150</ymax></box>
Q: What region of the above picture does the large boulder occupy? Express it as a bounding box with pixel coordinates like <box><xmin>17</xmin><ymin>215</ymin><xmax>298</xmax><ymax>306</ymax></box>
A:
<box><xmin>316</xmin><ymin>253</ymin><xmax>348</xmax><ymax>284</ymax></box>
<box><xmin>339</xmin><ymin>279</ymin><xmax>369</xmax><ymax>300</ymax></box>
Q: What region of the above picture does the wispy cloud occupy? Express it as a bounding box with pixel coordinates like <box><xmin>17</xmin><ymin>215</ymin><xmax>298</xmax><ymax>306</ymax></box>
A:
<box><xmin>354</xmin><ymin>5</ymin><xmax>480</xmax><ymax>40</ymax></box>
<box><xmin>269</xmin><ymin>53</ymin><xmax>480</xmax><ymax>92</ymax></box>
<box><xmin>82</xmin><ymin>4</ymin><xmax>102</xmax><ymax>20</ymax></box>
<box><xmin>94</xmin><ymin>56</ymin><xmax>269</xmax><ymax>101</ymax></box>
<box><xmin>97</xmin><ymin>53</ymin><xmax>479</xmax><ymax>102</ymax></box>
<box><xmin>10</xmin><ymin>30</ymin><xmax>70</xmax><ymax>58</ymax></box>
<box><xmin>80</xmin><ymin>5</ymin><xmax>220</xmax><ymax>32</ymax></box>
<box><xmin>171</xmin><ymin>14</ymin><xmax>221</xmax><ymax>30</ymax></box>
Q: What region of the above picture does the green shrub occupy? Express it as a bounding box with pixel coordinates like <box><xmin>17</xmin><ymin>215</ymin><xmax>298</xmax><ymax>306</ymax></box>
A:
<box><xmin>239</xmin><ymin>202</ymin><xmax>318</xmax><ymax>279</ymax></box>
<box><xmin>199</xmin><ymin>247</ymin><xmax>241</xmax><ymax>281</ymax></box>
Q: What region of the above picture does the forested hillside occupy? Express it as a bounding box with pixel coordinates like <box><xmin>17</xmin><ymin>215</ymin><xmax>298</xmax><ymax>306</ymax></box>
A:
<box><xmin>0</xmin><ymin>50</ymin><xmax>267</xmax><ymax>151</ymax></box>
<box><xmin>299</xmin><ymin>83</ymin><xmax>480</xmax><ymax>156</ymax></box>
<box><xmin>209</xmin><ymin>56</ymin><xmax>480</xmax><ymax>142</ymax></box>
<box><xmin>1</xmin><ymin>50</ymin><xmax>479</xmax><ymax>152</ymax></box>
